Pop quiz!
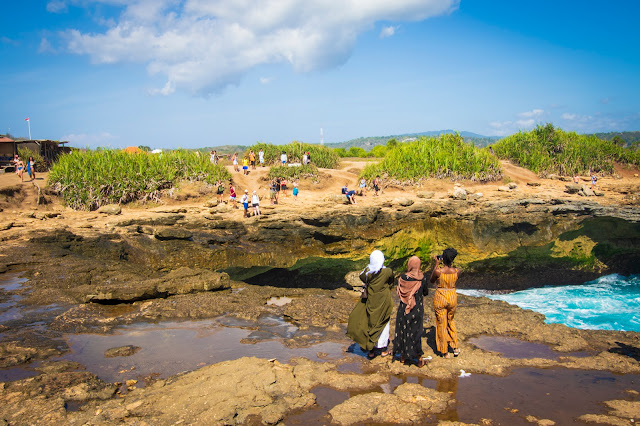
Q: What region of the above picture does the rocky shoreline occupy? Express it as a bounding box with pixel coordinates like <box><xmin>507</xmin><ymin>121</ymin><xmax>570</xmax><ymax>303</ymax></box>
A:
<box><xmin>1</xmin><ymin>175</ymin><xmax>640</xmax><ymax>424</ymax></box>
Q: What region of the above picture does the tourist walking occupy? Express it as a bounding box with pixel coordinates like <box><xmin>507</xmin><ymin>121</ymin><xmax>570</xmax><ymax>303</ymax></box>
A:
<box><xmin>16</xmin><ymin>157</ymin><xmax>24</xmax><ymax>182</ymax></box>
<box><xmin>394</xmin><ymin>256</ymin><xmax>429</xmax><ymax>366</ymax></box>
<box><xmin>259</xmin><ymin>148</ymin><xmax>265</xmax><ymax>167</ymax></box>
<box><xmin>347</xmin><ymin>250</ymin><xmax>394</xmax><ymax>359</ymax></box>
<box><xmin>281</xmin><ymin>178</ymin><xmax>288</xmax><ymax>198</ymax></box>
<box><xmin>373</xmin><ymin>175</ymin><xmax>381</xmax><ymax>196</ymax></box>
<box><xmin>292</xmin><ymin>182</ymin><xmax>299</xmax><ymax>201</ymax></box>
<box><xmin>242</xmin><ymin>156</ymin><xmax>249</xmax><ymax>175</ymax></box>
<box><xmin>269</xmin><ymin>179</ymin><xmax>276</xmax><ymax>204</ymax></box>
<box><xmin>241</xmin><ymin>190</ymin><xmax>250</xmax><ymax>218</ymax></box>
<box><xmin>430</xmin><ymin>248</ymin><xmax>461</xmax><ymax>358</ymax></box>
<box><xmin>29</xmin><ymin>157</ymin><xmax>36</xmax><ymax>180</ymax></box>
<box><xmin>591</xmin><ymin>173</ymin><xmax>598</xmax><ymax>190</ymax></box>
<box><xmin>280</xmin><ymin>151</ymin><xmax>287</xmax><ymax>165</ymax></box>
<box><xmin>232</xmin><ymin>153</ymin><xmax>239</xmax><ymax>172</ymax></box>
<box><xmin>216</xmin><ymin>180</ymin><xmax>225</xmax><ymax>203</ymax></box>
<box><xmin>249</xmin><ymin>150</ymin><xmax>256</xmax><ymax>170</ymax></box>
<box><xmin>251</xmin><ymin>190</ymin><xmax>260</xmax><ymax>216</ymax></box>
<box><xmin>229</xmin><ymin>183</ymin><xmax>237</xmax><ymax>208</ymax></box>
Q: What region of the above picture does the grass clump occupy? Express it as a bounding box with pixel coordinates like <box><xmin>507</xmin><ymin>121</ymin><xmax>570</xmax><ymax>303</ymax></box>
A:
<box><xmin>48</xmin><ymin>149</ymin><xmax>231</xmax><ymax>210</ymax></box>
<box><xmin>246</xmin><ymin>141</ymin><xmax>339</xmax><ymax>169</ymax></box>
<box><xmin>360</xmin><ymin>133</ymin><xmax>501</xmax><ymax>182</ymax></box>
<box><xmin>492</xmin><ymin>123</ymin><xmax>639</xmax><ymax>176</ymax></box>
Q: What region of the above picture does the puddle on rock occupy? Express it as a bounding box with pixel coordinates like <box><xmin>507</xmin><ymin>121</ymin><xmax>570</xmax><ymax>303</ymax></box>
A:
<box><xmin>0</xmin><ymin>367</ymin><xmax>39</xmax><ymax>382</ymax></box>
<box><xmin>469</xmin><ymin>335</ymin><xmax>591</xmax><ymax>359</ymax></box>
<box><xmin>266</xmin><ymin>296</ymin><xmax>293</xmax><ymax>306</ymax></box>
<box><xmin>284</xmin><ymin>368</ymin><xmax>640</xmax><ymax>425</ymax></box>
<box><xmin>58</xmin><ymin>316</ymin><xmax>357</xmax><ymax>385</ymax></box>
<box><xmin>0</xmin><ymin>273</ymin><xmax>28</xmax><ymax>292</ymax></box>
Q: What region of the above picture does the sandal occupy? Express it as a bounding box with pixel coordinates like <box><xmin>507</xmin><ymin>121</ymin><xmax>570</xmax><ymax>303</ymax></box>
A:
<box><xmin>443</xmin><ymin>353</ymin><xmax>453</xmax><ymax>359</ymax></box>
<box><xmin>380</xmin><ymin>350</ymin><xmax>391</xmax><ymax>357</ymax></box>
<box><xmin>367</xmin><ymin>351</ymin><xmax>376</xmax><ymax>360</ymax></box>
<box><xmin>454</xmin><ymin>349</ymin><xmax>461</xmax><ymax>357</ymax></box>
<box><xmin>417</xmin><ymin>357</ymin><xmax>429</xmax><ymax>367</ymax></box>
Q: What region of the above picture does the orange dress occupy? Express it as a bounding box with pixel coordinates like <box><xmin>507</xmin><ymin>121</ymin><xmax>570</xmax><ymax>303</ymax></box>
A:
<box><xmin>433</xmin><ymin>272</ymin><xmax>459</xmax><ymax>354</ymax></box>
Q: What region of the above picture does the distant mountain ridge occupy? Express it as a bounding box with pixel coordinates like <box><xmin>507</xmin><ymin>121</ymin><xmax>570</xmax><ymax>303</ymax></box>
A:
<box><xmin>327</xmin><ymin>130</ymin><xmax>502</xmax><ymax>150</ymax></box>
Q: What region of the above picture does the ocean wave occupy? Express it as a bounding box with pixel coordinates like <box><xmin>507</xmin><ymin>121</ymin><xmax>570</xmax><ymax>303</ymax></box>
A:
<box><xmin>458</xmin><ymin>274</ymin><xmax>640</xmax><ymax>332</ymax></box>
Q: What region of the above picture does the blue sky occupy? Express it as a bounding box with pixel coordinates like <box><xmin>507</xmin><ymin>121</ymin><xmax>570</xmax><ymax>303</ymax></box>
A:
<box><xmin>1</xmin><ymin>0</ymin><xmax>639</xmax><ymax>149</ymax></box>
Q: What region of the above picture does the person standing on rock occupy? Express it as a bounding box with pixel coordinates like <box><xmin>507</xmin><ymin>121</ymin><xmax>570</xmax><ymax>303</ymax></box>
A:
<box><xmin>241</xmin><ymin>189</ymin><xmax>250</xmax><ymax>218</ymax></box>
<box><xmin>229</xmin><ymin>183</ymin><xmax>238</xmax><ymax>208</ymax></box>
<box><xmin>430</xmin><ymin>248</ymin><xmax>461</xmax><ymax>359</ymax></box>
<box><xmin>373</xmin><ymin>175</ymin><xmax>381</xmax><ymax>196</ymax></box>
<box><xmin>251</xmin><ymin>190</ymin><xmax>260</xmax><ymax>216</ymax></box>
<box><xmin>216</xmin><ymin>180</ymin><xmax>225</xmax><ymax>204</ymax></box>
<box><xmin>394</xmin><ymin>256</ymin><xmax>430</xmax><ymax>367</ymax></box>
<box><xmin>347</xmin><ymin>250</ymin><xmax>394</xmax><ymax>359</ymax></box>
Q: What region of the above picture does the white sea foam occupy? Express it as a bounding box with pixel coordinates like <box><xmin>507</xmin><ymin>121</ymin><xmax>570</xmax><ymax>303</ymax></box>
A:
<box><xmin>458</xmin><ymin>274</ymin><xmax>640</xmax><ymax>332</ymax></box>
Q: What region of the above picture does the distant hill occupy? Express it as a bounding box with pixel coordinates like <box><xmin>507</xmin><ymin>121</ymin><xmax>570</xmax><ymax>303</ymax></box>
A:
<box><xmin>591</xmin><ymin>131</ymin><xmax>640</xmax><ymax>147</ymax></box>
<box><xmin>327</xmin><ymin>130</ymin><xmax>501</xmax><ymax>150</ymax></box>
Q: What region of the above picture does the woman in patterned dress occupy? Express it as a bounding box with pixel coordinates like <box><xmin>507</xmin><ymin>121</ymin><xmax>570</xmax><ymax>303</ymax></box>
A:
<box><xmin>394</xmin><ymin>256</ymin><xmax>429</xmax><ymax>366</ymax></box>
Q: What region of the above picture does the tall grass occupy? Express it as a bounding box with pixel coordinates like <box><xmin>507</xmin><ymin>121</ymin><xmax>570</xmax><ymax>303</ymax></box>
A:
<box><xmin>360</xmin><ymin>133</ymin><xmax>502</xmax><ymax>182</ymax></box>
<box><xmin>246</xmin><ymin>141</ymin><xmax>339</xmax><ymax>169</ymax></box>
<box><xmin>492</xmin><ymin>124</ymin><xmax>638</xmax><ymax>176</ymax></box>
<box><xmin>48</xmin><ymin>149</ymin><xmax>231</xmax><ymax>210</ymax></box>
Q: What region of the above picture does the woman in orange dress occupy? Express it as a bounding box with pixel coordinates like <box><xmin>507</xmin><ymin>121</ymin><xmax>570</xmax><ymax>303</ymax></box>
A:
<box><xmin>430</xmin><ymin>248</ymin><xmax>461</xmax><ymax>358</ymax></box>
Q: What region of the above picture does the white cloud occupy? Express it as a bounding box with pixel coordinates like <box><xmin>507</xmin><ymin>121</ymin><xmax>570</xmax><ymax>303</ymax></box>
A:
<box><xmin>517</xmin><ymin>109</ymin><xmax>544</xmax><ymax>118</ymax></box>
<box><xmin>60</xmin><ymin>0</ymin><xmax>459</xmax><ymax>95</ymax></box>
<box><xmin>489</xmin><ymin>108</ymin><xmax>545</xmax><ymax>135</ymax></box>
<box><xmin>259</xmin><ymin>77</ymin><xmax>273</xmax><ymax>84</ymax></box>
<box><xmin>38</xmin><ymin>38</ymin><xmax>54</xmax><ymax>53</ymax></box>
<box><xmin>62</xmin><ymin>132</ymin><xmax>118</xmax><ymax>147</ymax></box>
<box><xmin>47</xmin><ymin>1</ymin><xmax>68</xmax><ymax>13</ymax></box>
<box><xmin>379</xmin><ymin>25</ymin><xmax>399</xmax><ymax>38</ymax></box>
<box><xmin>148</xmin><ymin>80</ymin><xmax>175</xmax><ymax>96</ymax></box>
<box><xmin>562</xmin><ymin>113</ymin><xmax>577</xmax><ymax>120</ymax></box>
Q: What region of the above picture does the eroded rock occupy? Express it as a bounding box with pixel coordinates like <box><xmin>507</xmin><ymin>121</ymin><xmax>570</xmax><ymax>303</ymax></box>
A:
<box><xmin>97</xmin><ymin>204</ymin><xmax>122</xmax><ymax>215</ymax></box>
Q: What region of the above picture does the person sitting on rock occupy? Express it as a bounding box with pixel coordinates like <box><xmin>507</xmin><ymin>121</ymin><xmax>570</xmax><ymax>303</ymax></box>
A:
<box><xmin>342</xmin><ymin>183</ymin><xmax>356</xmax><ymax>204</ymax></box>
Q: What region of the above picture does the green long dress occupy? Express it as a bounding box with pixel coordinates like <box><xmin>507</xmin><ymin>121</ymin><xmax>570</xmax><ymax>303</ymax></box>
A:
<box><xmin>347</xmin><ymin>267</ymin><xmax>394</xmax><ymax>351</ymax></box>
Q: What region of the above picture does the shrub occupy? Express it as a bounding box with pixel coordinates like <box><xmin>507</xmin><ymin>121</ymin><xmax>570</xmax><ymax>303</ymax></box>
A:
<box><xmin>18</xmin><ymin>147</ymin><xmax>45</xmax><ymax>172</ymax></box>
<box><xmin>360</xmin><ymin>133</ymin><xmax>502</xmax><ymax>182</ymax></box>
<box><xmin>48</xmin><ymin>149</ymin><xmax>231</xmax><ymax>210</ymax></box>
<box><xmin>491</xmin><ymin>123</ymin><xmax>638</xmax><ymax>176</ymax></box>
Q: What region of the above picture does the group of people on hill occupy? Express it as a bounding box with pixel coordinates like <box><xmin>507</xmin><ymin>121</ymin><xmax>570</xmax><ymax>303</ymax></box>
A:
<box><xmin>269</xmin><ymin>177</ymin><xmax>298</xmax><ymax>204</ymax></box>
<box><xmin>347</xmin><ymin>248</ymin><xmax>461</xmax><ymax>366</ymax></box>
<box><xmin>12</xmin><ymin>154</ymin><xmax>36</xmax><ymax>182</ymax></box>
<box><xmin>342</xmin><ymin>175</ymin><xmax>381</xmax><ymax>203</ymax></box>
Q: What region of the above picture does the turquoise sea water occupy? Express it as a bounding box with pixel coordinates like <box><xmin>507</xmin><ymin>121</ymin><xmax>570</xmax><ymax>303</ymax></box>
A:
<box><xmin>458</xmin><ymin>274</ymin><xmax>640</xmax><ymax>332</ymax></box>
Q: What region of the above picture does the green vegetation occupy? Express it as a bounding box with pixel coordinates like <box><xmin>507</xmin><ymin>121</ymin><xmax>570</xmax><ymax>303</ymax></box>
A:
<box><xmin>328</xmin><ymin>131</ymin><xmax>501</xmax><ymax>151</ymax></box>
<box><xmin>360</xmin><ymin>133</ymin><xmax>502</xmax><ymax>182</ymax></box>
<box><xmin>17</xmin><ymin>146</ymin><xmax>45</xmax><ymax>172</ymax></box>
<box><xmin>492</xmin><ymin>124</ymin><xmax>639</xmax><ymax>176</ymax></box>
<box><xmin>267</xmin><ymin>164</ymin><xmax>319</xmax><ymax>180</ymax></box>
<box><xmin>48</xmin><ymin>149</ymin><xmax>231</xmax><ymax>210</ymax></box>
<box><xmin>245</xmin><ymin>141</ymin><xmax>339</xmax><ymax>169</ymax></box>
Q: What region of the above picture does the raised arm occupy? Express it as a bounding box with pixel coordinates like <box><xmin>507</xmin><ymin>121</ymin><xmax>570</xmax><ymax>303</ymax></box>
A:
<box><xmin>429</xmin><ymin>255</ymin><xmax>441</xmax><ymax>283</ymax></box>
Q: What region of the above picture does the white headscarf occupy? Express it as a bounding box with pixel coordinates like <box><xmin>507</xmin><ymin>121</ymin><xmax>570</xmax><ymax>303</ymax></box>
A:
<box><xmin>365</xmin><ymin>250</ymin><xmax>385</xmax><ymax>275</ymax></box>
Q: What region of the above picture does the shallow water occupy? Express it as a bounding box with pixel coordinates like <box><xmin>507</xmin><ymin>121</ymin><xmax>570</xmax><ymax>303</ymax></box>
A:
<box><xmin>285</xmin><ymin>368</ymin><xmax>640</xmax><ymax>425</ymax></box>
<box><xmin>57</xmin><ymin>315</ymin><xmax>356</xmax><ymax>384</ymax></box>
<box><xmin>469</xmin><ymin>336</ymin><xmax>591</xmax><ymax>359</ymax></box>
<box><xmin>459</xmin><ymin>274</ymin><xmax>640</xmax><ymax>331</ymax></box>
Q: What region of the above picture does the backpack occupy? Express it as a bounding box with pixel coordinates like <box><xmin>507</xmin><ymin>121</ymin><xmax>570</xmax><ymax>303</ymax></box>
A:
<box><xmin>341</xmin><ymin>187</ymin><xmax>347</xmax><ymax>194</ymax></box>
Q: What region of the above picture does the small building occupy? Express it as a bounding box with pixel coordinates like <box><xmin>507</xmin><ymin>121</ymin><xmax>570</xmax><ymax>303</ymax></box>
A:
<box><xmin>0</xmin><ymin>136</ymin><xmax>70</xmax><ymax>168</ymax></box>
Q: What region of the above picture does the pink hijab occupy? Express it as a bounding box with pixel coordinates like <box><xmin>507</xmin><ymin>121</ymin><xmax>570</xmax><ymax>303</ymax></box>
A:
<box><xmin>397</xmin><ymin>256</ymin><xmax>424</xmax><ymax>314</ymax></box>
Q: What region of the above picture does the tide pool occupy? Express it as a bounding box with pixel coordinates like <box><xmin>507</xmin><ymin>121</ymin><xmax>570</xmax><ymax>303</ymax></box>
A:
<box><xmin>458</xmin><ymin>274</ymin><xmax>640</xmax><ymax>332</ymax></box>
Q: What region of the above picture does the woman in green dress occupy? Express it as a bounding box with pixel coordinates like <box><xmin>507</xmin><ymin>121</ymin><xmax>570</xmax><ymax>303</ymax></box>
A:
<box><xmin>347</xmin><ymin>250</ymin><xmax>394</xmax><ymax>359</ymax></box>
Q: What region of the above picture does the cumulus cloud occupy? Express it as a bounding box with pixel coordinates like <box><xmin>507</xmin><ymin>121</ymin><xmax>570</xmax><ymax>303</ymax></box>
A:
<box><xmin>259</xmin><ymin>77</ymin><xmax>273</xmax><ymax>84</ymax></box>
<box><xmin>517</xmin><ymin>109</ymin><xmax>544</xmax><ymax>119</ymax></box>
<box><xmin>379</xmin><ymin>25</ymin><xmax>399</xmax><ymax>38</ymax></box>
<box><xmin>59</xmin><ymin>0</ymin><xmax>459</xmax><ymax>95</ymax></box>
